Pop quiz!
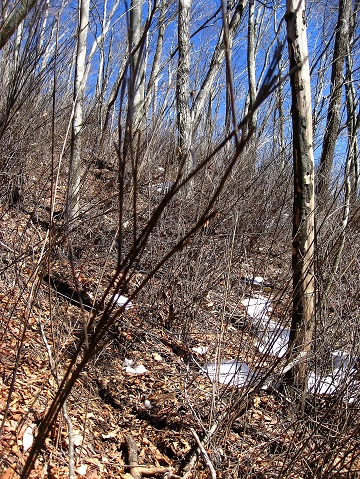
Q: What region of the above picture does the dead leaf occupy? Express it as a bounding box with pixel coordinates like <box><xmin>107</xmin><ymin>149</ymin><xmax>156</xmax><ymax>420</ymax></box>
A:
<box><xmin>75</xmin><ymin>464</ymin><xmax>88</xmax><ymax>476</ymax></box>
<box><xmin>101</xmin><ymin>428</ymin><xmax>120</xmax><ymax>439</ymax></box>
<box><xmin>0</xmin><ymin>467</ymin><xmax>19</xmax><ymax>479</ymax></box>
<box><xmin>253</xmin><ymin>396</ymin><xmax>261</xmax><ymax>408</ymax></box>
<box><xmin>85</xmin><ymin>468</ymin><xmax>100</xmax><ymax>479</ymax></box>
<box><xmin>152</xmin><ymin>352</ymin><xmax>162</xmax><ymax>361</ymax></box>
<box><xmin>252</xmin><ymin>410</ymin><xmax>263</xmax><ymax>420</ymax></box>
<box><xmin>72</xmin><ymin>431</ymin><xmax>84</xmax><ymax>447</ymax></box>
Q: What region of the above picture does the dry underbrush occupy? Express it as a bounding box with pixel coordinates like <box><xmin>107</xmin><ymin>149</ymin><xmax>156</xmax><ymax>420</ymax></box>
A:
<box><xmin>1</xmin><ymin>123</ymin><xmax>360</xmax><ymax>478</ymax></box>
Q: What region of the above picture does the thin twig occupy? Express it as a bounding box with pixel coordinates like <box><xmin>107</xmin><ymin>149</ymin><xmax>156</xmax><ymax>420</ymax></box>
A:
<box><xmin>0</xmin><ymin>240</ymin><xmax>16</xmax><ymax>253</ymax></box>
<box><xmin>62</xmin><ymin>402</ymin><xmax>75</xmax><ymax>479</ymax></box>
<box><xmin>189</xmin><ymin>428</ymin><xmax>217</xmax><ymax>479</ymax></box>
<box><xmin>39</xmin><ymin>320</ymin><xmax>75</xmax><ymax>479</ymax></box>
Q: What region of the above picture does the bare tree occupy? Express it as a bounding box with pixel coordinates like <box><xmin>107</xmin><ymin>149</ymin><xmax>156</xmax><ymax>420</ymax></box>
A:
<box><xmin>129</xmin><ymin>0</ymin><xmax>145</xmax><ymax>130</ymax></box>
<box><xmin>82</xmin><ymin>0</ymin><xmax>122</xmax><ymax>91</ymax></box>
<box><xmin>67</xmin><ymin>0</ymin><xmax>90</xmax><ymax>223</ymax></box>
<box><xmin>326</xmin><ymin>0</ymin><xmax>360</xmax><ymax>291</ymax></box>
<box><xmin>345</xmin><ymin>0</ymin><xmax>360</xmax><ymax>196</ymax></box>
<box><xmin>191</xmin><ymin>0</ymin><xmax>248</xmax><ymax>130</ymax></box>
<box><xmin>144</xmin><ymin>0</ymin><xmax>169</xmax><ymax>118</ymax></box>
<box><xmin>247</xmin><ymin>0</ymin><xmax>257</xmax><ymax>131</ymax></box>
<box><xmin>176</xmin><ymin>0</ymin><xmax>192</xmax><ymax>175</ymax></box>
<box><xmin>317</xmin><ymin>0</ymin><xmax>351</xmax><ymax>201</ymax></box>
<box><xmin>0</xmin><ymin>0</ymin><xmax>38</xmax><ymax>50</ymax></box>
<box><xmin>285</xmin><ymin>0</ymin><xmax>315</xmax><ymax>396</ymax></box>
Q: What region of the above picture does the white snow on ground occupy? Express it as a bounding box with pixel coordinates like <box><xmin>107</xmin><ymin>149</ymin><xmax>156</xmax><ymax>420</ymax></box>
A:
<box><xmin>242</xmin><ymin>294</ymin><xmax>288</xmax><ymax>358</ymax></box>
<box><xmin>252</xmin><ymin>276</ymin><xmax>264</xmax><ymax>286</ymax></box>
<box><xmin>241</xmin><ymin>294</ymin><xmax>272</xmax><ymax>322</ymax></box>
<box><xmin>113</xmin><ymin>294</ymin><xmax>134</xmax><ymax>310</ymax></box>
<box><xmin>202</xmin><ymin>360</ymin><xmax>252</xmax><ymax>387</ymax></box>
<box><xmin>192</xmin><ymin>346</ymin><xmax>209</xmax><ymax>355</ymax></box>
<box><xmin>124</xmin><ymin>364</ymin><xmax>147</xmax><ymax>374</ymax></box>
<box><xmin>202</xmin><ymin>293</ymin><xmax>359</xmax><ymax>399</ymax></box>
<box><xmin>308</xmin><ymin>351</ymin><xmax>359</xmax><ymax>403</ymax></box>
<box><xmin>255</xmin><ymin>321</ymin><xmax>290</xmax><ymax>358</ymax></box>
<box><xmin>123</xmin><ymin>358</ymin><xmax>147</xmax><ymax>374</ymax></box>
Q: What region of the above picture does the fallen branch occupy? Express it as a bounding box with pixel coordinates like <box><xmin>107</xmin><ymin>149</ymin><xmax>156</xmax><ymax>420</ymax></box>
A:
<box><xmin>189</xmin><ymin>428</ymin><xmax>216</xmax><ymax>479</ymax></box>
<box><xmin>125</xmin><ymin>435</ymin><xmax>141</xmax><ymax>479</ymax></box>
<box><xmin>124</xmin><ymin>435</ymin><xmax>182</xmax><ymax>478</ymax></box>
<box><xmin>183</xmin><ymin>419</ymin><xmax>219</xmax><ymax>479</ymax></box>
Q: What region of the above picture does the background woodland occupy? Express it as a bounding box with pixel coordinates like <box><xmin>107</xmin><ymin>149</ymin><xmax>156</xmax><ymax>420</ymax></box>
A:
<box><xmin>0</xmin><ymin>0</ymin><xmax>360</xmax><ymax>478</ymax></box>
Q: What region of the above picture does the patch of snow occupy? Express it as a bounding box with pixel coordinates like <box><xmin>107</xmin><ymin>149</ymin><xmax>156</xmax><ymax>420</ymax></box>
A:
<box><xmin>308</xmin><ymin>372</ymin><xmax>338</xmax><ymax>395</ymax></box>
<box><xmin>253</xmin><ymin>276</ymin><xmax>264</xmax><ymax>286</ymax></box>
<box><xmin>202</xmin><ymin>360</ymin><xmax>252</xmax><ymax>387</ymax></box>
<box><xmin>255</xmin><ymin>322</ymin><xmax>290</xmax><ymax>358</ymax></box>
<box><xmin>123</xmin><ymin>358</ymin><xmax>134</xmax><ymax>367</ymax></box>
<box><xmin>241</xmin><ymin>295</ymin><xmax>272</xmax><ymax>322</ymax></box>
<box><xmin>144</xmin><ymin>399</ymin><xmax>152</xmax><ymax>409</ymax></box>
<box><xmin>124</xmin><ymin>364</ymin><xmax>147</xmax><ymax>375</ymax></box>
<box><xmin>308</xmin><ymin>350</ymin><xmax>360</xmax><ymax>403</ymax></box>
<box><xmin>113</xmin><ymin>294</ymin><xmax>134</xmax><ymax>310</ymax></box>
<box><xmin>242</xmin><ymin>294</ymin><xmax>289</xmax><ymax>357</ymax></box>
<box><xmin>192</xmin><ymin>346</ymin><xmax>209</xmax><ymax>355</ymax></box>
<box><xmin>22</xmin><ymin>425</ymin><xmax>34</xmax><ymax>452</ymax></box>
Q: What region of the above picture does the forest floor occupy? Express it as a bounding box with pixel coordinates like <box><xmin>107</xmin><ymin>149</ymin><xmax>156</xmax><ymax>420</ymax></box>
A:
<box><xmin>1</xmin><ymin>198</ymin><xmax>359</xmax><ymax>479</ymax></box>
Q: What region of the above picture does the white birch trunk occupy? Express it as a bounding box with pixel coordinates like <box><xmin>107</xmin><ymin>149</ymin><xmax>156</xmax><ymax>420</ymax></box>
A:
<box><xmin>68</xmin><ymin>0</ymin><xmax>90</xmax><ymax>223</ymax></box>
<box><xmin>286</xmin><ymin>0</ymin><xmax>315</xmax><ymax>396</ymax></box>
<box><xmin>247</xmin><ymin>0</ymin><xmax>257</xmax><ymax>129</ymax></box>
<box><xmin>130</xmin><ymin>0</ymin><xmax>145</xmax><ymax>130</ymax></box>
<box><xmin>96</xmin><ymin>0</ymin><xmax>107</xmax><ymax>100</ymax></box>
<box><xmin>144</xmin><ymin>0</ymin><xmax>168</xmax><ymax>117</ymax></box>
<box><xmin>176</xmin><ymin>0</ymin><xmax>192</xmax><ymax>177</ymax></box>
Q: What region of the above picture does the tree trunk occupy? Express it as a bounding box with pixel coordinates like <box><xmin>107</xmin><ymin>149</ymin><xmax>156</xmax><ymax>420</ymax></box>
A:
<box><xmin>285</xmin><ymin>0</ymin><xmax>315</xmax><ymax>396</ymax></box>
<box><xmin>176</xmin><ymin>0</ymin><xmax>192</xmax><ymax>176</ymax></box>
<box><xmin>96</xmin><ymin>0</ymin><xmax>107</xmax><ymax>101</ymax></box>
<box><xmin>224</xmin><ymin>2</ymin><xmax>232</xmax><ymax>139</ymax></box>
<box><xmin>345</xmin><ymin>0</ymin><xmax>359</xmax><ymax>196</ymax></box>
<box><xmin>317</xmin><ymin>0</ymin><xmax>350</xmax><ymax>202</ymax></box>
<box><xmin>191</xmin><ymin>0</ymin><xmax>248</xmax><ymax>130</ymax></box>
<box><xmin>247</xmin><ymin>0</ymin><xmax>257</xmax><ymax>130</ymax></box>
<box><xmin>67</xmin><ymin>0</ymin><xmax>90</xmax><ymax>224</ymax></box>
<box><xmin>275</xmin><ymin>59</ymin><xmax>285</xmax><ymax>167</ymax></box>
<box><xmin>0</xmin><ymin>0</ymin><xmax>38</xmax><ymax>50</ymax></box>
<box><xmin>144</xmin><ymin>0</ymin><xmax>168</xmax><ymax>118</ymax></box>
<box><xmin>129</xmin><ymin>0</ymin><xmax>145</xmax><ymax>130</ymax></box>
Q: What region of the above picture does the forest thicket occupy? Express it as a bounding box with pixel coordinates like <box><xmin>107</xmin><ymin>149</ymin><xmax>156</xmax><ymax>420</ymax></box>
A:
<box><xmin>0</xmin><ymin>1</ymin><xmax>360</xmax><ymax>478</ymax></box>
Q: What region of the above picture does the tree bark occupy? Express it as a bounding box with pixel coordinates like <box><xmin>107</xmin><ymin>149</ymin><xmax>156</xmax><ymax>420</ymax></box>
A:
<box><xmin>176</xmin><ymin>0</ymin><xmax>192</xmax><ymax>176</ymax></box>
<box><xmin>275</xmin><ymin>59</ymin><xmax>285</xmax><ymax>166</ymax></box>
<box><xmin>144</xmin><ymin>0</ymin><xmax>168</xmax><ymax>118</ymax></box>
<box><xmin>191</xmin><ymin>0</ymin><xmax>248</xmax><ymax>130</ymax></box>
<box><xmin>0</xmin><ymin>0</ymin><xmax>38</xmax><ymax>50</ymax></box>
<box><xmin>345</xmin><ymin>0</ymin><xmax>359</xmax><ymax>196</ymax></box>
<box><xmin>129</xmin><ymin>0</ymin><xmax>145</xmax><ymax>130</ymax></box>
<box><xmin>285</xmin><ymin>0</ymin><xmax>315</xmax><ymax>396</ymax></box>
<box><xmin>67</xmin><ymin>0</ymin><xmax>90</xmax><ymax>223</ymax></box>
<box><xmin>317</xmin><ymin>0</ymin><xmax>350</xmax><ymax>202</ymax></box>
<box><xmin>247</xmin><ymin>0</ymin><xmax>257</xmax><ymax>130</ymax></box>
